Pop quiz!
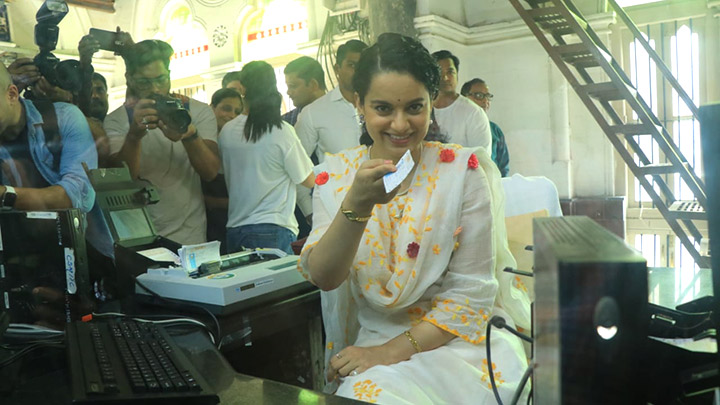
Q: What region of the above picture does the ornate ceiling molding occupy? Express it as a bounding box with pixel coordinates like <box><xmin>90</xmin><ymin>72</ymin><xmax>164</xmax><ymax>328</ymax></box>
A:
<box><xmin>194</xmin><ymin>0</ymin><xmax>231</xmax><ymax>7</ymax></box>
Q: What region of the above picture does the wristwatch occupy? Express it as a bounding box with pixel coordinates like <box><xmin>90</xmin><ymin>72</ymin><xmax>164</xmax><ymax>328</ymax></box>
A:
<box><xmin>340</xmin><ymin>205</ymin><xmax>372</xmax><ymax>222</ymax></box>
<box><xmin>1</xmin><ymin>185</ymin><xmax>17</xmax><ymax>210</ymax></box>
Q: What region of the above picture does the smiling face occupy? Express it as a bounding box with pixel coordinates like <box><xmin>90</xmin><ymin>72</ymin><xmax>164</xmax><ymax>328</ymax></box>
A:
<box><xmin>356</xmin><ymin>71</ymin><xmax>432</xmax><ymax>163</ymax></box>
<box><xmin>213</xmin><ymin>96</ymin><xmax>243</xmax><ymax>130</ymax></box>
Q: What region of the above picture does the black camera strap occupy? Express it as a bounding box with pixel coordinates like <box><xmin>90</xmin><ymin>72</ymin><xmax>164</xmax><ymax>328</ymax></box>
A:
<box><xmin>33</xmin><ymin>99</ymin><xmax>62</xmax><ymax>173</ymax></box>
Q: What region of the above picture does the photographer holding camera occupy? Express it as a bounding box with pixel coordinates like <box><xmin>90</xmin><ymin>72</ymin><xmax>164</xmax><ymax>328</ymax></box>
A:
<box><xmin>104</xmin><ymin>39</ymin><xmax>220</xmax><ymax>245</ymax></box>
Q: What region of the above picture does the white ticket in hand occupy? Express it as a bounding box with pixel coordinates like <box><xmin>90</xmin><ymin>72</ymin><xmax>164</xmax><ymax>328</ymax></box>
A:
<box><xmin>383</xmin><ymin>149</ymin><xmax>414</xmax><ymax>193</ymax></box>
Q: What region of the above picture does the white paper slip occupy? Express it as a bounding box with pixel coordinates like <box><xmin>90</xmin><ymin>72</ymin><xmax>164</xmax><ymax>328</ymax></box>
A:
<box><xmin>137</xmin><ymin>247</ymin><xmax>181</xmax><ymax>265</ymax></box>
<box><xmin>383</xmin><ymin>149</ymin><xmax>414</xmax><ymax>193</ymax></box>
<box><xmin>179</xmin><ymin>240</ymin><xmax>222</xmax><ymax>271</ymax></box>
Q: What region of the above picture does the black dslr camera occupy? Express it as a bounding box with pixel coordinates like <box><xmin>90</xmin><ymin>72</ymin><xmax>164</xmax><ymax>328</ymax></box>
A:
<box><xmin>29</xmin><ymin>0</ymin><xmax>82</xmax><ymax>96</ymax></box>
<box><xmin>149</xmin><ymin>94</ymin><xmax>192</xmax><ymax>134</ymax></box>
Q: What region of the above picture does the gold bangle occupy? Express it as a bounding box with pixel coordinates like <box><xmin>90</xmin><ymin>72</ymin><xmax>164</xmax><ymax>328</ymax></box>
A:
<box><xmin>404</xmin><ymin>330</ymin><xmax>422</xmax><ymax>353</ymax></box>
<box><xmin>340</xmin><ymin>205</ymin><xmax>372</xmax><ymax>222</ymax></box>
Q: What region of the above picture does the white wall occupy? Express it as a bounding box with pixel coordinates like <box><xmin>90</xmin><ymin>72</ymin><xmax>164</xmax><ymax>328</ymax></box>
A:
<box><xmin>416</xmin><ymin>9</ymin><xmax>618</xmax><ymax>199</ymax></box>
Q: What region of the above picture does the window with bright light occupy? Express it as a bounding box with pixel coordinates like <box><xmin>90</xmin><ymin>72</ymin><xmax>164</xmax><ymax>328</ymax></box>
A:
<box><xmin>670</xmin><ymin>25</ymin><xmax>701</xmax><ymax>201</ymax></box>
<box><xmin>629</xmin><ymin>35</ymin><xmax>658</xmax><ymax>203</ymax></box>
<box><xmin>156</xmin><ymin>2</ymin><xmax>210</xmax><ymax>82</ymax></box>
<box><xmin>616</xmin><ymin>0</ymin><xmax>665</xmax><ymax>7</ymax></box>
<box><xmin>624</xmin><ymin>13</ymin><xmax>710</xmax><ymax>271</ymax></box>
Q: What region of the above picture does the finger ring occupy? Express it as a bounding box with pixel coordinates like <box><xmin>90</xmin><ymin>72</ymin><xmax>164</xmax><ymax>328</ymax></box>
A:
<box><xmin>335</xmin><ymin>353</ymin><xmax>342</xmax><ymax>359</ymax></box>
<box><xmin>145</xmin><ymin>124</ymin><xmax>149</xmax><ymax>130</ymax></box>
<box><xmin>350</xmin><ymin>369</ymin><xmax>358</xmax><ymax>376</ymax></box>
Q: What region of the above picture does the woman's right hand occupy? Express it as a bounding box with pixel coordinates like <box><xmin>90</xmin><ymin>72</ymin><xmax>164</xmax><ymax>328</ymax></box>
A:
<box><xmin>343</xmin><ymin>158</ymin><xmax>399</xmax><ymax>215</ymax></box>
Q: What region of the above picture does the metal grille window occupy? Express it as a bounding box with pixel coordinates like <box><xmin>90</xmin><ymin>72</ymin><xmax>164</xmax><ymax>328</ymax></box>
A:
<box><xmin>619</xmin><ymin>6</ymin><xmax>713</xmax><ymax>270</ymax></box>
<box><xmin>629</xmin><ymin>34</ymin><xmax>658</xmax><ymax>203</ymax></box>
<box><xmin>670</xmin><ymin>24</ymin><xmax>701</xmax><ymax>201</ymax></box>
<box><xmin>616</xmin><ymin>0</ymin><xmax>665</xmax><ymax>6</ymax></box>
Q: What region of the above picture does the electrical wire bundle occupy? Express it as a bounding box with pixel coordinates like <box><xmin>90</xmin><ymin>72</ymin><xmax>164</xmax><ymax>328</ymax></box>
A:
<box><xmin>134</xmin><ymin>278</ymin><xmax>222</xmax><ymax>349</ymax></box>
<box><xmin>486</xmin><ymin>316</ymin><xmax>535</xmax><ymax>405</ymax></box>
<box><xmin>316</xmin><ymin>10</ymin><xmax>371</xmax><ymax>90</ymax></box>
<box><xmin>0</xmin><ymin>324</ymin><xmax>65</xmax><ymax>369</ymax></box>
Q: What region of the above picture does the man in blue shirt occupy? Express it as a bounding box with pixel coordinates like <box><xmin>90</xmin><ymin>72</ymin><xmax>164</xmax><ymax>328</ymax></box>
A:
<box><xmin>461</xmin><ymin>78</ymin><xmax>510</xmax><ymax>177</ymax></box>
<box><xmin>0</xmin><ymin>62</ymin><xmax>112</xmax><ymax>258</ymax></box>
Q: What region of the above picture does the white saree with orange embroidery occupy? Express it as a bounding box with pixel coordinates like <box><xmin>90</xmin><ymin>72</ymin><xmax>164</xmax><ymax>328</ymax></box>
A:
<box><xmin>298</xmin><ymin>142</ymin><xmax>532</xmax><ymax>404</ymax></box>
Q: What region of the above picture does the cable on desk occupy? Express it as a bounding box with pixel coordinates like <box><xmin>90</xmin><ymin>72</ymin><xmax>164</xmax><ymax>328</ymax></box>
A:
<box><xmin>486</xmin><ymin>316</ymin><xmax>534</xmax><ymax>405</ymax></box>
<box><xmin>0</xmin><ymin>342</ymin><xmax>65</xmax><ymax>368</ymax></box>
<box><xmin>510</xmin><ymin>364</ymin><xmax>534</xmax><ymax>405</ymax></box>
<box><xmin>1</xmin><ymin>324</ymin><xmax>64</xmax><ymax>348</ymax></box>
<box><xmin>486</xmin><ymin>318</ymin><xmax>504</xmax><ymax>405</ymax></box>
<box><xmin>134</xmin><ymin>278</ymin><xmax>222</xmax><ymax>348</ymax></box>
<box><xmin>490</xmin><ymin>316</ymin><xmax>533</xmax><ymax>343</ymax></box>
<box><xmin>91</xmin><ymin>312</ymin><xmax>217</xmax><ymax>345</ymax></box>
<box><xmin>526</xmin><ymin>383</ymin><xmax>532</xmax><ymax>405</ymax></box>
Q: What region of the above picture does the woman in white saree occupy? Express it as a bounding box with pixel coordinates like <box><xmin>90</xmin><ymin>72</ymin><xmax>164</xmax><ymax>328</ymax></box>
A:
<box><xmin>297</xmin><ymin>33</ymin><xmax>532</xmax><ymax>404</ymax></box>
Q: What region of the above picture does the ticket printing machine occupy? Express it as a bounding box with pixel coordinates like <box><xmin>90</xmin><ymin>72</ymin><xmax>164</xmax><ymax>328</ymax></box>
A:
<box><xmin>86</xmin><ymin>166</ymin><xmax>310</xmax><ymax>315</ymax></box>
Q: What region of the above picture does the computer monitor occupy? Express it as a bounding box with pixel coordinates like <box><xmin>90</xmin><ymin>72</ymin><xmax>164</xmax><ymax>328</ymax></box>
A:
<box><xmin>699</xmin><ymin>102</ymin><xmax>720</xmax><ymax>386</ymax></box>
<box><xmin>0</xmin><ymin>210</ymin><xmax>91</xmax><ymax>323</ymax></box>
<box><xmin>532</xmin><ymin>216</ymin><xmax>648</xmax><ymax>403</ymax></box>
<box><xmin>109</xmin><ymin>208</ymin><xmax>155</xmax><ymax>243</ymax></box>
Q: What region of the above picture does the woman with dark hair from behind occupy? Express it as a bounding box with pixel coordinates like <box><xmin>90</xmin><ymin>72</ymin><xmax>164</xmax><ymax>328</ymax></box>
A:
<box><xmin>219</xmin><ymin>61</ymin><xmax>315</xmax><ymax>254</ymax></box>
<box><xmin>298</xmin><ymin>33</ymin><xmax>531</xmax><ymax>403</ymax></box>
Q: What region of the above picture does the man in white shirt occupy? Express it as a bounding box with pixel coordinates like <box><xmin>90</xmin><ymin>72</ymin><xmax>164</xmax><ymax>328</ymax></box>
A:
<box><xmin>294</xmin><ymin>39</ymin><xmax>367</xmax><ymax>220</ymax></box>
<box><xmin>105</xmin><ymin>40</ymin><xmax>220</xmax><ymax>245</ymax></box>
<box><xmin>431</xmin><ymin>50</ymin><xmax>491</xmax><ymax>152</ymax></box>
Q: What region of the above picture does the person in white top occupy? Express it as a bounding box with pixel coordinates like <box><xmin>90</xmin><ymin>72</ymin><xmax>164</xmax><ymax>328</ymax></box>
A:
<box><xmin>105</xmin><ymin>40</ymin><xmax>220</xmax><ymax>245</ymax></box>
<box><xmin>431</xmin><ymin>50</ymin><xmax>492</xmax><ymax>152</ymax></box>
<box><xmin>220</xmin><ymin>61</ymin><xmax>315</xmax><ymax>255</ymax></box>
<box><xmin>294</xmin><ymin>39</ymin><xmax>368</xmax><ymax>220</ymax></box>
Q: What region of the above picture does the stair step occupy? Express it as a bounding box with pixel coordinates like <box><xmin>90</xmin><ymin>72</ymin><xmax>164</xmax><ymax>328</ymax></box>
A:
<box><xmin>570</xmin><ymin>59</ymin><xmax>601</xmax><ymax>68</ymax></box>
<box><xmin>565</xmin><ymin>55</ymin><xmax>599</xmax><ymax>68</ymax></box>
<box><xmin>525</xmin><ymin>0</ymin><xmax>555</xmax><ymax>7</ymax></box>
<box><xmin>636</xmin><ymin>163</ymin><xmax>682</xmax><ymax>176</ymax></box>
<box><xmin>530</xmin><ymin>9</ymin><xmax>575</xmax><ymax>35</ymax></box>
<box><xmin>527</xmin><ymin>7</ymin><xmax>562</xmax><ymax>18</ymax></box>
<box><xmin>537</xmin><ymin>23</ymin><xmax>575</xmax><ymax>36</ymax></box>
<box><xmin>581</xmin><ymin>82</ymin><xmax>631</xmax><ymax>101</ymax></box>
<box><xmin>555</xmin><ymin>43</ymin><xmax>590</xmax><ymax>55</ymax></box>
<box><xmin>583</xmin><ymin>82</ymin><xmax>639</xmax><ymax>101</ymax></box>
<box><xmin>668</xmin><ymin>201</ymin><xmax>706</xmax><ymax>221</ymax></box>
<box><xmin>610</xmin><ymin>124</ymin><xmax>661</xmax><ymax>136</ymax></box>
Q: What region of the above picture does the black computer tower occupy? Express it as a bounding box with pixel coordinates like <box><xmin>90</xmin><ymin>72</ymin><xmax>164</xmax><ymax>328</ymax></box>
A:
<box><xmin>533</xmin><ymin>216</ymin><xmax>648</xmax><ymax>404</ymax></box>
<box><xmin>0</xmin><ymin>209</ymin><xmax>91</xmax><ymax>323</ymax></box>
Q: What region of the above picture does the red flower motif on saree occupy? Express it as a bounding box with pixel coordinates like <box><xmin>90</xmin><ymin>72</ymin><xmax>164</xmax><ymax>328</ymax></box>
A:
<box><xmin>315</xmin><ymin>171</ymin><xmax>329</xmax><ymax>185</ymax></box>
<box><xmin>468</xmin><ymin>153</ymin><xmax>479</xmax><ymax>170</ymax></box>
<box><xmin>407</xmin><ymin>242</ymin><xmax>420</xmax><ymax>258</ymax></box>
<box><xmin>440</xmin><ymin>148</ymin><xmax>455</xmax><ymax>163</ymax></box>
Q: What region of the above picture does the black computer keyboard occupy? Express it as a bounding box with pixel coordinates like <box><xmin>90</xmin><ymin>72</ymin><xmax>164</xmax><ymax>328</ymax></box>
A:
<box><xmin>66</xmin><ymin>319</ymin><xmax>219</xmax><ymax>404</ymax></box>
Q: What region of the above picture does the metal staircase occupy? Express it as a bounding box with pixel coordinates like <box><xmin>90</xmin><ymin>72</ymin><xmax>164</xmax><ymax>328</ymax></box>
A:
<box><xmin>508</xmin><ymin>0</ymin><xmax>710</xmax><ymax>268</ymax></box>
